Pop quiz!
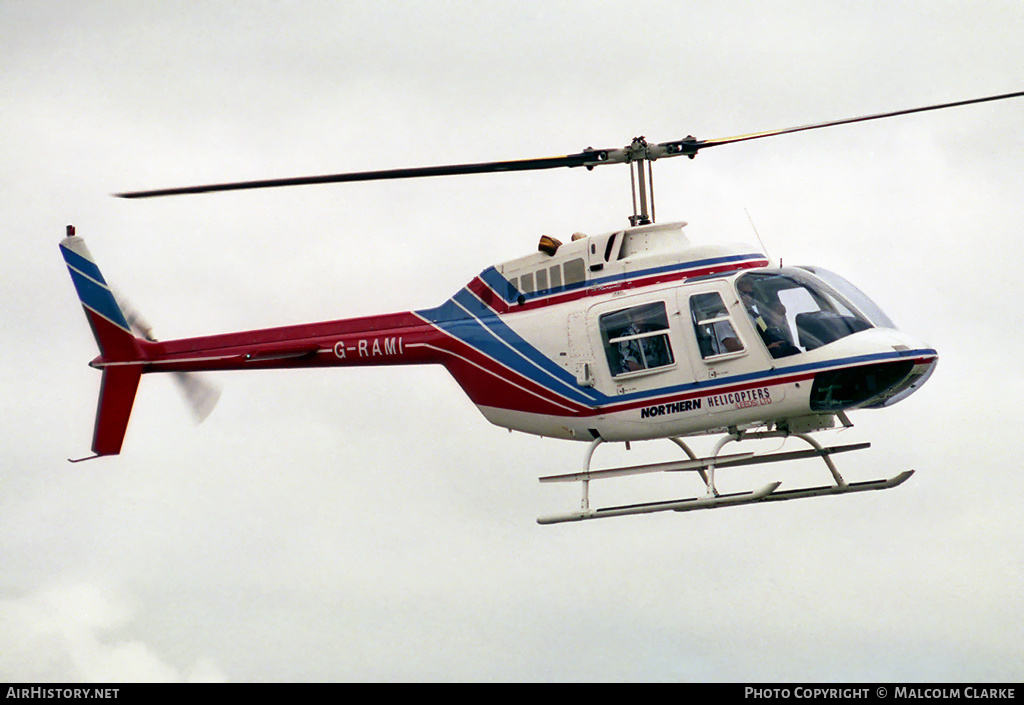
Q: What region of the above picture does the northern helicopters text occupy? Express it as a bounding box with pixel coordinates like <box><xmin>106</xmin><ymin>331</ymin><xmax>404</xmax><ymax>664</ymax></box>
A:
<box><xmin>639</xmin><ymin>387</ymin><xmax>773</xmax><ymax>419</ymax></box>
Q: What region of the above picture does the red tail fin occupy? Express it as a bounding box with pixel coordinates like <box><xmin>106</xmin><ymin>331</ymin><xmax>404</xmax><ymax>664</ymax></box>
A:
<box><xmin>61</xmin><ymin>228</ymin><xmax>145</xmax><ymax>459</ymax></box>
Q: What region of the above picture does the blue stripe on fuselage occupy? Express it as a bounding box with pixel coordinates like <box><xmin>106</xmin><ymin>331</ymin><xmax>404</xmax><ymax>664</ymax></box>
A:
<box><xmin>417</xmin><ymin>290</ymin><xmax>606</xmax><ymax>406</ymax></box>
<box><xmin>452</xmin><ymin>288</ymin><xmax>605</xmax><ymax>404</ymax></box>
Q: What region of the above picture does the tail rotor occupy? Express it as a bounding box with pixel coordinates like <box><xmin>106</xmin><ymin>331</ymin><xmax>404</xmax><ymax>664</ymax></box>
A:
<box><xmin>115</xmin><ymin>292</ymin><xmax>221</xmax><ymax>423</ymax></box>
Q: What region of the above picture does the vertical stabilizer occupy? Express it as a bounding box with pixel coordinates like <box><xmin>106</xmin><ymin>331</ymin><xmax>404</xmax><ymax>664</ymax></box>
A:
<box><xmin>60</xmin><ymin>227</ymin><xmax>145</xmax><ymax>458</ymax></box>
<box><xmin>60</xmin><ymin>228</ymin><xmax>143</xmax><ymax>362</ymax></box>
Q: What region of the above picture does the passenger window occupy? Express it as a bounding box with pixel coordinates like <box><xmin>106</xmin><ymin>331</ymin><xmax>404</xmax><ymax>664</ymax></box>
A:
<box><xmin>549</xmin><ymin>264</ymin><xmax>562</xmax><ymax>289</ymax></box>
<box><xmin>507</xmin><ymin>277</ymin><xmax>518</xmax><ymax>300</ymax></box>
<box><xmin>520</xmin><ymin>272</ymin><xmax>534</xmax><ymax>294</ymax></box>
<box><xmin>536</xmin><ymin>268</ymin><xmax>548</xmax><ymax>292</ymax></box>
<box><xmin>690</xmin><ymin>292</ymin><xmax>744</xmax><ymax>359</ymax></box>
<box><xmin>599</xmin><ymin>302</ymin><xmax>675</xmax><ymax>377</ymax></box>
<box><xmin>564</xmin><ymin>258</ymin><xmax>585</xmax><ymax>286</ymax></box>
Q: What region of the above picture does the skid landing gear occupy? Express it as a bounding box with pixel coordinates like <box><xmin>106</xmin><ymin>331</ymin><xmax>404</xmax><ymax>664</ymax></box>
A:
<box><xmin>537</xmin><ymin>431</ymin><xmax>913</xmax><ymax>524</ymax></box>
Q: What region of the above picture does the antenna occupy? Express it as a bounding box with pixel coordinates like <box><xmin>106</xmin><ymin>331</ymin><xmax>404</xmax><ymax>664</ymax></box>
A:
<box><xmin>745</xmin><ymin>209</ymin><xmax>772</xmax><ymax>264</ymax></box>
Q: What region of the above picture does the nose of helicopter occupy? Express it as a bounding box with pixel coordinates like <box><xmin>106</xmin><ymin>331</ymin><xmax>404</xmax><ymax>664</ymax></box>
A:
<box><xmin>807</xmin><ymin>329</ymin><xmax>938</xmax><ymax>412</ymax></box>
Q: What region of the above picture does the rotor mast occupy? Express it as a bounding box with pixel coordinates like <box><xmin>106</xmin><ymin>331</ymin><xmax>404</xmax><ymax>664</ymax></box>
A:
<box><xmin>627</xmin><ymin>137</ymin><xmax>655</xmax><ymax>226</ymax></box>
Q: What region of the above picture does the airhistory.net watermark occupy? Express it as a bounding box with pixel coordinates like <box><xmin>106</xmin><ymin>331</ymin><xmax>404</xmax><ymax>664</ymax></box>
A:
<box><xmin>6</xmin><ymin>689</ymin><xmax>118</xmax><ymax>700</ymax></box>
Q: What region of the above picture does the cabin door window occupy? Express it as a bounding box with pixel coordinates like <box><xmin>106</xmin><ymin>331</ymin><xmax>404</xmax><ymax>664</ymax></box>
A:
<box><xmin>689</xmin><ymin>292</ymin><xmax>745</xmax><ymax>359</ymax></box>
<box><xmin>598</xmin><ymin>301</ymin><xmax>675</xmax><ymax>378</ymax></box>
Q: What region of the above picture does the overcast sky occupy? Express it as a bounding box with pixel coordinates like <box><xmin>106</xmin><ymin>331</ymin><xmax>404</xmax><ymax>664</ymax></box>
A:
<box><xmin>2</xmin><ymin>0</ymin><xmax>1023</xmax><ymax>683</ymax></box>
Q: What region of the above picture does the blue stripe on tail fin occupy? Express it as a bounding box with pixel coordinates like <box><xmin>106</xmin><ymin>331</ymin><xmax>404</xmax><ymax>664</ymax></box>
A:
<box><xmin>60</xmin><ymin>233</ymin><xmax>133</xmax><ymax>333</ymax></box>
<box><xmin>60</xmin><ymin>230</ymin><xmax>142</xmax><ymax>362</ymax></box>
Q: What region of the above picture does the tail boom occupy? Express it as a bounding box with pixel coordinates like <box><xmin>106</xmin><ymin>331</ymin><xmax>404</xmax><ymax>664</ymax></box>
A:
<box><xmin>135</xmin><ymin>312</ymin><xmax>445</xmax><ymax>373</ymax></box>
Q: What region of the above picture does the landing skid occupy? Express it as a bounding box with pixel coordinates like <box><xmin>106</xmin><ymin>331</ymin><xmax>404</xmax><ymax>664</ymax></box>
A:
<box><xmin>537</xmin><ymin>431</ymin><xmax>914</xmax><ymax>525</ymax></box>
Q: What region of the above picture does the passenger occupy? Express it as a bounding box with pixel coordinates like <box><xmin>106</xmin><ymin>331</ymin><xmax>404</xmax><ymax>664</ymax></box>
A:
<box><xmin>617</xmin><ymin>314</ymin><xmax>649</xmax><ymax>372</ymax></box>
<box><xmin>616</xmin><ymin>309</ymin><xmax>668</xmax><ymax>372</ymax></box>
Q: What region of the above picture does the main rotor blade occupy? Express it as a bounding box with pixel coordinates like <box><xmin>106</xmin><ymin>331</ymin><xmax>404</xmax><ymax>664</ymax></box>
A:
<box><xmin>115</xmin><ymin>89</ymin><xmax>1023</xmax><ymax>198</ymax></box>
<box><xmin>114</xmin><ymin>150</ymin><xmax>611</xmax><ymax>198</ymax></box>
<box><xmin>659</xmin><ymin>89</ymin><xmax>1024</xmax><ymax>157</ymax></box>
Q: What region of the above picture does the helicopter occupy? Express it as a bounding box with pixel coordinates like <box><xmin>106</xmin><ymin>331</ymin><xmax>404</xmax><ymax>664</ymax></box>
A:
<box><xmin>60</xmin><ymin>90</ymin><xmax>1023</xmax><ymax>523</ymax></box>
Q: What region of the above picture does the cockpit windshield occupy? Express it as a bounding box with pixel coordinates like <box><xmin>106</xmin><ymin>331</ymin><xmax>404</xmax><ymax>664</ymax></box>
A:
<box><xmin>736</xmin><ymin>268</ymin><xmax>890</xmax><ymax>359</ymax></box>
<box><xmin>796</xmin><ymin>266</ymin><xmax>896</xmax><ymax>329</ymax></box>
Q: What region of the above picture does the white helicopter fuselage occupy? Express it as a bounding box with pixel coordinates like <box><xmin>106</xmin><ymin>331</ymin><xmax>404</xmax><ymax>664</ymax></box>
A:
<box><xmin>444</xmin><ymin>222</ymin><xmax>937</xmax><ymax>443</ymax></box>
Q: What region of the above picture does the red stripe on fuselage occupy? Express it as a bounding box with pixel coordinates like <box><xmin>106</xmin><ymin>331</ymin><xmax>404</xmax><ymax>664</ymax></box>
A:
<box><xmin>423</xmin><ymin>332</ymin><xmax>591</xmax><ymax>416</ymax></box>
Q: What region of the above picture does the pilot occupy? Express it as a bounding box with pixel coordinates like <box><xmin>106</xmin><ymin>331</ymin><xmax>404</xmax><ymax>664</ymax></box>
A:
<box><xmin>758</xmin><ymin>300</ymin><xmax>799</xmax><ymax>357</ymax></box>
<box><xmin>737</xmin><ymin>278</ymin><xmax>766</xmax><ymax>319</ymax></box>
<box><xmin>737</xmin><ymin>279</ymin><xmax>799</xmax><ymax>358</ymax></box>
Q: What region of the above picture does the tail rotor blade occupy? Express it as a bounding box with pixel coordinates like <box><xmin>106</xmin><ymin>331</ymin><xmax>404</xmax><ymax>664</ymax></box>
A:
<box><xmin>114</xmin><ymin>291</ymin><xmax>221</xmax><ymax>423</ymax></box>
<box><xmin>173</xmin><ymin>371</ymin><xmax>221</xmax><ymax>424</ymax></box>
<box><xmin>114</xmin><ymin>291</ymin><xmax>156</xmax><ymax>342</ymax></box>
